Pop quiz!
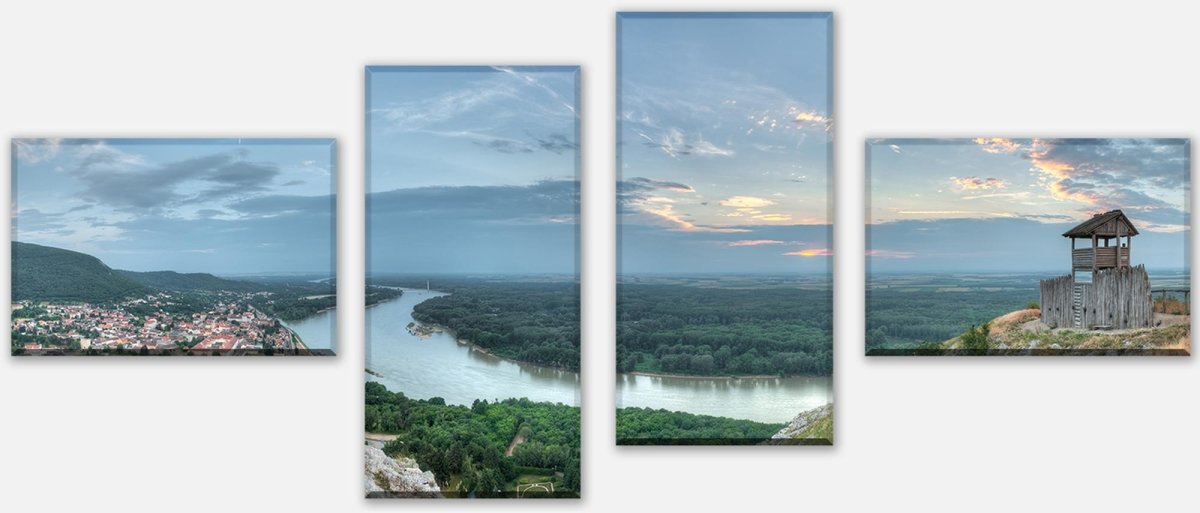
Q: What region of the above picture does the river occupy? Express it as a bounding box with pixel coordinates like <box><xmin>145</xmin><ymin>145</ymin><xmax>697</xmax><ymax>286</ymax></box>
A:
<box><xmin>366</xmin><ymin>288</ymin><xmax>832</xmax><ymax>423</ymax></box>
<box><xmin>281</xmin><ymin>308</ymin><xmax>336</xmax><ymax>351</ymax></box>
<box><xmin>616</xmin><ymin>373</ymin><xmax>832</xmax><ymax>424</ymax></box>
<box><xmin>366</xmin><ymin>288</ymin><xmax>581</xmax><ymax>407</ymax></box>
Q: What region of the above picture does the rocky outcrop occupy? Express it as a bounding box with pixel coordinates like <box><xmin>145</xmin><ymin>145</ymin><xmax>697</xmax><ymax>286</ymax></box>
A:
<box><xmin>364</xmin><ymin>445</ymin><xmax>441</xmax><ymax>498</ymax></box>
<box><xmin>772</xmin><ymin>403</ymin><xmax>833</xmax><ymax>440</ymax></box>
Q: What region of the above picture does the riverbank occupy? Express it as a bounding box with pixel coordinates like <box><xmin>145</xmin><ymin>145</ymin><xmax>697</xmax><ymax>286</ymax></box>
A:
<box><xmin>276</xmin><ymin>324</ymin><xmax>311</xmax><ymax>353</ymax></box>
<box><xmin>625</xmin><ymin>370</ymin><xmax>799</xmax><ymax>380</ymax></box>
<box><xmin>365</xmin><ymin>289</ymin><xmax>580</xmax><ymax>407</ymax></box>
<box><xmin>408</xmin><ymin>317</ymin><xmax>578</xmax><ymax>372</ymax></box>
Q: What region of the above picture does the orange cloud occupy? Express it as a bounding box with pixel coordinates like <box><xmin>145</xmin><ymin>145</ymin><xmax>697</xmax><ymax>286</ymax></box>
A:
<box><xmin>639</xmin><ymin>202</ymin><xmax>748</xmax><ymax>233</ymax></box>
<box><xmin>788</xmin><ymin>107</ymin><xmax>832</xmax><ymax>131</ymax></box>
<box><xmin>973</xmin><ymin>137</ymin><xmax>1021</xmax><ymax>154</ymax></box>
<box><xmin>719</xmin><ymin>196</ymin><xmax>775</xmax><ymax>208</ymax></box>
<box><xmin>785</xmin><ymin>248</ymin><xmax>832</xmax><ymax>257</ymax></box>
<box><xmin>752</xmin><ymin>213</ymin><xmax>792</xmax><ymax>222</ymax></box>
<box><xmin>950</xmin><ymin>176</ymin><xmax>1006</xmax><ymax>190</ymax></box>
<box><xmin>1025</xmin><ymin>139</ymin><xmax>1097</xmax><ymax>204</ymax></box>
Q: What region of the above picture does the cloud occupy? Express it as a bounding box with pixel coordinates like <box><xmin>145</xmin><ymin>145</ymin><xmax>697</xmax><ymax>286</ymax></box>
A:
<box><xmin>624</xmin><ymin>177</ymin><xmax>695</xmax><ymax>193</ymax></box>
<box><xmin>638</xmin><ymin>202</ymin><xmax>749</xmax><ymax>233</ymax></box>
<box><xmin>789</xmin><ymin>108</ymin><xmax>832</xmax><ymax>131</ymax></box>
<box><xmin>973</xmin><ymin>137</ymin><xmax>1021</xmax><ymax>154</ymax></box>
<box><xmin>962</xmin><ymin>191</ymin><xmax>1029</xmax><ymax>200</ymax></box>
<box><xmin>719</xmin><ymin>196</ymin><xmax>775</xmax><ymax>208</ymax></box>
<box><xmin>888</xmin><ymin>144</ymin><xmax>902</xmax><ymax>154</ymax></box>
<box><xmin>640</xmin><ymin>128</ymin><xmax>734</xmax><ymax>158</ymax></box>
<box><xmin>477</xmin><ymin>138</ymin><xmax>535</xmax><ymax>154</ymax></box>
<box><xmin>785</xmin><ymin>248</ymin><xmax>831</xmax><ymax>257</ymax></box>
<box><xmin>13</xmin><ymin>138</ymin><xmax>64</xmax><ymax>164</ymax></box>
<box><xmin>371</xmin><ymin>67</ymin><xmax>576</xmax><ymax>153</ymax></box>
<box><xmin>70</xmin><ymin>152</ymin><xmax>281</xmax><ymax>210</ymax></box>
<box><xmin>368</xmin><ymin>179</ymin><xmax>577</xmax><ymax>225</ymax></box>
<box><xmin>896</xmin><ymin>210</ymin><xmax>1010</xmax><ymax>216</ymax></box>
<box><xmin>971</xmin><ymin>139</ymin><xmax>1188</xmax><ymax>228</ymax></box>
<box><xmin>534</xmin><ymin>133</ymin><xmax>578</xmax><ymax>154</ymax></box>
<box><xmin>727</xmin><ymin>239</ymin><xmax>785</xmax><ymax>247</ymax></box>
<box><xmin>950</xmin><ymin>176</ymin><xmax>1006</xmax><ymax>190</ymax></box>
<box><xmin>866</xmin><ymin>249</ymin><xmax>915</xmax><ymax>259</ymax></box>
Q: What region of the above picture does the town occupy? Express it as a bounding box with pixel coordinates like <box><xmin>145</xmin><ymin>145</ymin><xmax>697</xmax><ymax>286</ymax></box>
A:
<box><xmin>11</xmin><ymin>292</ymin><xmax>308</xmax><ymax>356</ymax></box>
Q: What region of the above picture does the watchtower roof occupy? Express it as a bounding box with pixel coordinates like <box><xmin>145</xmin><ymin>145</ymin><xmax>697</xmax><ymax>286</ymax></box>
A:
<box><xmin>1062</xmin><ymin>209</ymin><xmax>1139</xmax><ymax>239</ymax></box>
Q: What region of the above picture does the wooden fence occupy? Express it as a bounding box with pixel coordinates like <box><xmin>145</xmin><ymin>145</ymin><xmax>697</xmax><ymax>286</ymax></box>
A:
<box><xmin>1040</xmin><ymin>264</ymin><xmax>1153</xmax><ymax>329</ymax></box>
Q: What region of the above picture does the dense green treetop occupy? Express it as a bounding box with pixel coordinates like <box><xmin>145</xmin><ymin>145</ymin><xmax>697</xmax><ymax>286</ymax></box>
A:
<box><xmin>365</xmin><ymin>381</ymin><xmax>580</xmax><ymax>497</ymax></box>
<box><xmin>616</xmin><ymin>407</ymin><xmax>782</xmax><ymax>445</ymax></box>
<box><xmin>617</xmin><ymin>283</ymin><xmax>832</xmax><ymax>377</ymax></box>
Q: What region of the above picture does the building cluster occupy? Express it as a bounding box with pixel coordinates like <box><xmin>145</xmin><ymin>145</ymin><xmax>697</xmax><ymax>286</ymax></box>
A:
<box><xmin>11</xmin><ymin>293</ymin><xmax>296</xmax><ymax>355</ymax></box>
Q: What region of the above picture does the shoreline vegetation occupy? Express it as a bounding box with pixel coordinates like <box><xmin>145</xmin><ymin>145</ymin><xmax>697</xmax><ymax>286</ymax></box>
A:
<box><xmin>369</xmin><ymin>280</ymin><xmax>580</xmax><ymax>372</ymax></box>
<box><xmin>616</xmin><ymin>406</ymin><xmax>785</xmax><ymax>445</ymax></box>
<box><xmin>623</xmin><ymin>370</ymin><xmax>816</xmax><ymax>380</ymax></box>
<box><xmin>403</xmin><ymin>317</ymin><xmax>577</xmax><ymax>372</ymax></box>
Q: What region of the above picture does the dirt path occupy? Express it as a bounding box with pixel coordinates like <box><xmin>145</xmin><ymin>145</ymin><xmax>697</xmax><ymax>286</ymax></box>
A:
<box><xmin>365</xmin><ymin>432</ymin><xmax>400</xmax><ymax>443</ymax></box>
<box><xmin>505</xmin><ymin>432</ymin><xmax>527</xmax><ymax>457</ymax></box>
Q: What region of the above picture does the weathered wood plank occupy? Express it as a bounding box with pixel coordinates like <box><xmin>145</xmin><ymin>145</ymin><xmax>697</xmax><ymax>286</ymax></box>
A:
<box><xmin>1040</xmin><ymin>265</ymin><xmax>1152</xmax><ymax>329</ymax></box>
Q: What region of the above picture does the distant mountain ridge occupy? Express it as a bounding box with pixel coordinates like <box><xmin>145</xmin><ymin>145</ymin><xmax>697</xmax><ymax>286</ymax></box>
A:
<box><xmin>12</xmin><ymin>241</ymin><xmax>266</xmax><ymax>303</ymax></box>
<box><xmin>117</xmin><ymin>270</ymin><xmax>263</xmax><ymax>292</ymax></box>
<box><xmin>12</xmin><ymin>241</ymin><xmax>150</xmax><ymax>303</ymax></box>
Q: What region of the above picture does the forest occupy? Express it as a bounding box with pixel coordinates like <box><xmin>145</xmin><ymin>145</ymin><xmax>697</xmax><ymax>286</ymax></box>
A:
<box><xmin>365</xmin><ymin>382</ymin><xmax>579</xmax><ymax>497</ymax></box>
<box><xmin>616</xmin><ymin>407</ymin><xmax>783</xmax><ymax>445</ymax></box>
<box><xmin>12</xmin><ymin>241</ymin><xmax>149</xmax><ymax>303</ymax></box>
<box><xmin>866</xmin><ymin>276</ymin><xmax>1040</xmax><ymax>351</ymax></box>
<box><xmin>369</xmin><ymin>277</ymin><xmax>580</xmax><ymax>370</ymax></box>
<box><xmin>616</xmin><ymin>283</ymin><xmax>832</xmax><ymax>376</ymax></box>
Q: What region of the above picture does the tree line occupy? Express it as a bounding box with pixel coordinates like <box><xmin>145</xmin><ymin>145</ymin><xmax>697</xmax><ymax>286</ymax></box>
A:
<box><xmin>404</xmin><ymin>281</ymin><xmax>580</xmax><ymax>371</ymax></box>
<box><xmin>867</xmin><ymin>287</ymin><xmax>1036</xmax><ymax>349</ymax></box>
<box><xmin>617</xmin><ymin>284</ymin><xmax>832</xmax><ymax>376</ymax></box>
<box><xmin>616</xmin><ymin>407</ymin><xmax>783</xmax><ymax>445</ymax></box>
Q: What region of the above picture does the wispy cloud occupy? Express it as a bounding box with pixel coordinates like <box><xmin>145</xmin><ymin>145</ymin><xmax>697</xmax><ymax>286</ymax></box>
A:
<box><xmin>639</xmin><ymin>128</ymin><xmax>734</xmax><ymax>158</ymax></box>
<box><xmin>950</xmin><ymin>176</ymin><xmax>1006</xmax><ymax>190</ymax></box>
<box><xmin>727</xmin><ymin>239</ymin><xmax>785</xmax><ymax>247</ymax></box>
<box><xmin>372</xmin><ymin>67</ymin><xmax>576</xmax><ymax>153</ymax></box>
<box><xmin>13</xmin><ymin>138</ymin><xmax>64</xmax><ymax>164</ymax></box>
<box><xmin>866</xmin><ymin>249</ymin><xmax>915</xmax><ymax>259</ymax></box>
<box><xmin>719</xmin><ymin>196</ymin><xmax>775</xmax><ymax>208</ymax></box>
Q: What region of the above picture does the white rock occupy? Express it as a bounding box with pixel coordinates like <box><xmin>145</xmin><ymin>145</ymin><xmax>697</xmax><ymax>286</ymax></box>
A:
<box><xmin>364</xmin><ymin>444</ymin><xmax>441</xmax><ymax>498</ymax></box>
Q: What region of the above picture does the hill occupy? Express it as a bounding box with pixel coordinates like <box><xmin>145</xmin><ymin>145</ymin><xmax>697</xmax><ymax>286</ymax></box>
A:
<box><xmin>117</xmin><ymin>270</ymin><xmax>263</xmax><ymax>292</ymax></box>
<box><xmin>12</xmin><ymin>241</ymin><xmax>150</xmax><ymax>303</ymax></box>
<box><xmin>767</xmin><ymin>403</ymin><xmax>833</xmax><ymax>445</ymax></box>
<box><xmin>938</xmin><ymin>308</ymin><xmax>1190</xmax><ymax>355</ymax></box>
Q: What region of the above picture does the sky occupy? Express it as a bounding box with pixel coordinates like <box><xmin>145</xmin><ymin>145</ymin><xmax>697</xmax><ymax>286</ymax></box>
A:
<box><xmin>868</xmin><ymin>138</ymin><xmax>1190</xmax><ymax>272</ymax></box>
<box><xmin>367</xmin><ymin>66</ymin><xmax>580</xmax><ymax>275</ymax></box>
<box><xmin>12</xmin><ymin>138</ymin><xmax>335</xmax><ymax>275</ymax></box>
<box><xmin>617</xmin><ymin>13</ymin><xmax>833</xmax><ymax>275</ymax></box>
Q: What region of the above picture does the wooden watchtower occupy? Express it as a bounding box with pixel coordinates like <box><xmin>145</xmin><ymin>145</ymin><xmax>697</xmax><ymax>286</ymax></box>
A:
<box><xmin>1063</xmin><ymin>209</ymin><xmax>1136</xmax><ymax>280</ymax></box>
<box><xmin>1040</xmin><ymin>210</ymin><xmax>1152</xmax><ymax>329</ymax></box>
